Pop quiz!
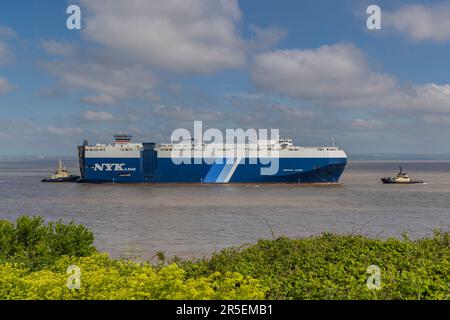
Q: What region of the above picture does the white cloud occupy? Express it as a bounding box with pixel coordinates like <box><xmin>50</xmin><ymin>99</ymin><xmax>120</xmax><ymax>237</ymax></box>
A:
<box><xmin>423</xmin><ymin>115</ymin><xmax>450</xmax><ymax>125</ymax></box>
<box><xmin>43</xmin><ymin>61</ymin><xmax>158</xmax><ymax>104</ymax></box>
<box><xmin>0</xmin><ymin>41</ymin><xmax>12</xmax><ymax>65</ymax></box>
<box><xmin>271</xmin><ymin>103</ymin><xmax>316</xmax><ymax>119</ymax></box>
<box><xmin>0</xmin><ymin>26</ymin><xmax>17</xmax><ymax>38</ymax></box>
<box><xmin>351</xmin><ymin>119</ymin><xmax>383</xmax><ymax>129</ymax></box>
<box><xmin>81</xmin><ymin>0</ymin><xmax>245</xmax><ymax>73</ymax></box>
<box><xmin>81</xmin><ymin>94</ymin><xmax>116</xmax><ymax>106</ymax></box>
<box><xmin>81</xmin><ymin>110</ymin><xmax>115</xmax><ymax>122</ymax></box>
<box><xmin>384</xmin><ymin>3</ymin><xmax>450</xmax><ymax>42</ymax></box>
<box><xmin>251</xmin><ymin>44</ymin><xmax>396</xmax><ymax>102</ymax></box>
<box><xmin>251</xmin><ymin>43</ymin><xmax>450</xmax><ymax>112</ymax></box>
<box><xmin>152</xmin><ymin>104</ymin><xmax>224</xmax><ymax>122</ymax></box>
<box><xmin>227</xmin><ymin>95</ymin><xmax>318</xmax><ymax>132</ymax></box>
<box><xmin>46</xmin><ymin>126</ymin><xmax>83</xmax><ymax>136</ymax></box>
<box><xmin>41</xmin><ymin>39</ymin><xmax>76</xmax><ymax>57</ymax></box>
<box><xmin>0</xmin><ymin>75</ymin><xmax>14</xmax><ymax>94</ymax></box>
<box><xmin>248</xmin><ymin>25</ymin><xmax>287</xmax><ymax>51</ymax></box>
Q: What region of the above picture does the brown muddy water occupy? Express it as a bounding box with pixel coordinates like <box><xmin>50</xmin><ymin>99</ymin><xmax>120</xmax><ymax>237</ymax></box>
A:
<box><xmin>0</xmin><ymin>159</ymin><xmax>449</xmax><ymax>259</ymax></box>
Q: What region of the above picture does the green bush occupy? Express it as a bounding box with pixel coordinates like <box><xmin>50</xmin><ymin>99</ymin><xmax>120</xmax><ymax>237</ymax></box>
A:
<box><xmin>0</xmin><ymin>216</ymin><xmax>95</xmax><ymax>270</ymax></box>
<box><xmin>0</xmin><ymin>253</ymin><xmax>267</xmax><ymax>300</ymax></box>
<box><xmin>179</xmin><ymin>232</ymin><xmax>450</xmax><ymax>300</ymax></box>
<box><xmin>1</xmin><ymin>216</ymin><xmax>448</xmax><ymax>300</ymax></box>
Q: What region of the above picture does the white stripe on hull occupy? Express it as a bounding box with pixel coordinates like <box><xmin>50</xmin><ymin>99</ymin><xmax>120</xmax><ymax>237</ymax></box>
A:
<box><xmin>223</xmin><ymin>158</ymin><xmax>242</xmax><ymax>183</ymax></box>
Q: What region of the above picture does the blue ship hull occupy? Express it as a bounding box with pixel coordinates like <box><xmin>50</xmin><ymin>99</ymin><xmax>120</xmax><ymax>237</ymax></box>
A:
<box><xmin>79</xmin><ymin>156</ymin><xmax>347</xmax><ymax>184</ymax></box>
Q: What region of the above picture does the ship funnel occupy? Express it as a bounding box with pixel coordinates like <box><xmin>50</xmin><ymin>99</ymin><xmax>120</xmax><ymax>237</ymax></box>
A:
<box><xmin>114</xmin><ymin>134</ymin><xmax>132</xmax><ymax>144</ymax></box>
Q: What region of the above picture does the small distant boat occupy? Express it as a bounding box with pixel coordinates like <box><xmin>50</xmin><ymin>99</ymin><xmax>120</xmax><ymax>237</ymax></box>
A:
<box><xmin>41</xmin><ymin>159</ymin><xmax>80</xmax><ymax>182</ymax></box>
<box><xmin>381</xmin><ymin>166</ymin><xmax>424</xmax><ymax>184</ymax></box>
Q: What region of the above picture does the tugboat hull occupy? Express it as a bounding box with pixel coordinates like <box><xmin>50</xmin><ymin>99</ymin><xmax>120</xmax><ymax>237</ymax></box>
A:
<box><xmin>41</xmin><ymin>176</ymin><xmax>80</xmax><ymax>183</ymax></box>
<box><xmin>381</xmin><ymin>166</ymin><xmax>424</xmax><ymax>184</ymax></box>
<box><xmin>381</xmin><ymin>178</ymin><xmax>424</xmax><ymax>184</ymax></box>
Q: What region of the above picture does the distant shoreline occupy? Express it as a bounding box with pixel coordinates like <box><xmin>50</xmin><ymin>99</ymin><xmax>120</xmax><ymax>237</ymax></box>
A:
<box><xmin>348</xmin><ymin>159</ymin><xmax>450</xmax><ymax>163</ymax></box>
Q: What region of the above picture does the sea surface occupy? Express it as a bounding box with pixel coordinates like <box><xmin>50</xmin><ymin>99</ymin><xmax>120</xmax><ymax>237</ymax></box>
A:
<box><xmin>0</xmin><ymin>159</ymin><xmax>449</xmax><ymax>259</ymax></box>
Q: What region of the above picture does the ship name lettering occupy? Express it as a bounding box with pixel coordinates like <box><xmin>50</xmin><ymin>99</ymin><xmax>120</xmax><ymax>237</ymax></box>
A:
<box><xmin>93</xmin><ymin>163</ymin><xmax>132</xmax><ymax>171</ymax></box>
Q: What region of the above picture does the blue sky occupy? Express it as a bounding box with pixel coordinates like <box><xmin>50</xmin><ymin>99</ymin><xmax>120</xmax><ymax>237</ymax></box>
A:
<box><xmin>1</xmin><ymin>0</ymin><xmax>450</xmax><ymax>156</ymax></box>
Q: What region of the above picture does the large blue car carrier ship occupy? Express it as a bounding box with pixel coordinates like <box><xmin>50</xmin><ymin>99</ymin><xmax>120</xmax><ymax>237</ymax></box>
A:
<box><xmin>77</xmin><ymin>134</ymin><xmax>347</xmax><ymax>183</ymax></box>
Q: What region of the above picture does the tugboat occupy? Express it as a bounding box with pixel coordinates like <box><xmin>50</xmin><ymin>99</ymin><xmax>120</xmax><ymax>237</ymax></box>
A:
<box><xmin>381</xmin><ymin>166</ymin><xmax>424</xmax><ymax>184</ymax></box>
<box><xmin>41</xmin><ymin>159</ymin><xmax>80</xmax><ymax>182</ymax></box>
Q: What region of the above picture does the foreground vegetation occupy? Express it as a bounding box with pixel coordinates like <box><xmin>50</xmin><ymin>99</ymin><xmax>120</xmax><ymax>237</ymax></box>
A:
<box><xmin>0</xmin><ymin>216</ymin><xmax>449</xmax><ymax>300</ymax></box>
